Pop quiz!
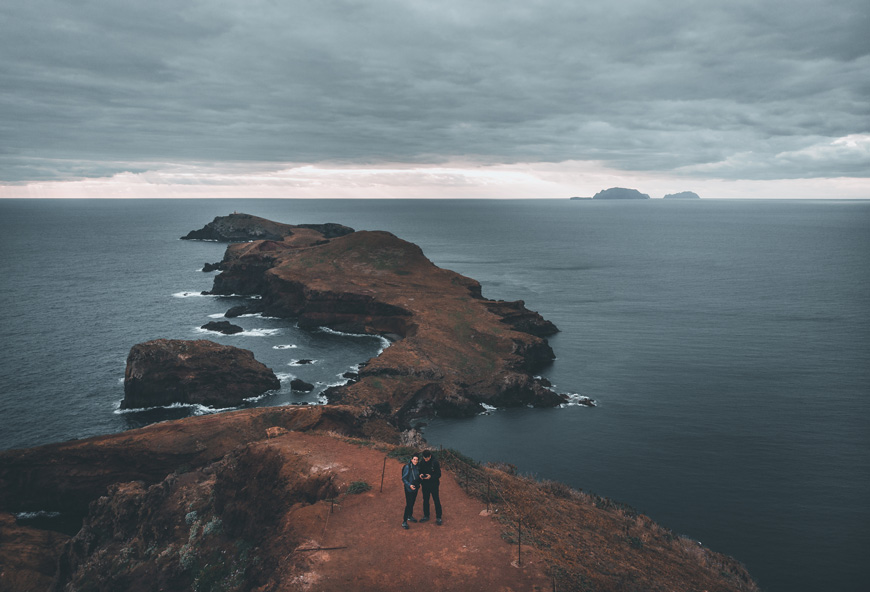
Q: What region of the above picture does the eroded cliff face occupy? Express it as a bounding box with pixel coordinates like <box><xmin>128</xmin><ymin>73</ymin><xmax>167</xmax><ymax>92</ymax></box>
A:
<box><xmin>0</xmin><ymin>425</ymin><xmax>759</xmax><ymax>592</ymax></box>
<box><xmin>0</xmin><ymin>406</ymin><xmax>372</xmax><ymax>519</ymax></box>
<box><xmin>208</xmin><ymin>224</ymin><xmax>566</xmax><ymax>424</ymax></box>
<box><xmin>52</xmin><ymin>443</ymin><xmax>336</xmax><ymax>592</ymax></box>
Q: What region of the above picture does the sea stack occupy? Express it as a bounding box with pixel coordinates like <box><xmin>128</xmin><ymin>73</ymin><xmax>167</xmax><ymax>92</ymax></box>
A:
<box><xmin>122</xmin><ymin>339</ymin><xmax>280</xmax><ymax>409</ymax></box>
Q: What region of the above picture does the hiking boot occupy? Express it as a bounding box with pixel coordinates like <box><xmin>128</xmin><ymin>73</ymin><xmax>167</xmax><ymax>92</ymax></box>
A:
<box><xmin>419</xmin><ymin>516</ymin><xmax>430</xmax><ymax>522</ymax></box>
<box><xmin>436</xmin><ymin>518</ymin><xmax>442</xmax><ymax>525</ymax></box>
<box><xmin>402</xmin><ymin>521</ymin><xmax>409</xmax><ymax>529</ymax></box>
<box><xmin>407</xmin><ymin>516</ymin><xmax>418</xmax><ymax>523</ymax></box>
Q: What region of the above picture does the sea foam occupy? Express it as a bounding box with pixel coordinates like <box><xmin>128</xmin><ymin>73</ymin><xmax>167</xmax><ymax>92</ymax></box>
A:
<box><xmin>113</xmin><ymin>400</ymin><xmax>236</xmax><ymax>415</ymax></box>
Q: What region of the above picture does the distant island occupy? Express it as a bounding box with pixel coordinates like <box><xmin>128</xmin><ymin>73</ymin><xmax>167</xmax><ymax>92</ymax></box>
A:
<box><xmin>592</xmin><ymin>187</ymin><xmax>650</xmax><ymax>200</ymax></box>
<box><xmin>569</xmin><ymin>196</ymin><xmax>592</xmax><ymax>200</ymax></box>
<box><xmin>663</xmin><ymin>191</ymin><xmax>701</xmax><ymax>199</ymax></box>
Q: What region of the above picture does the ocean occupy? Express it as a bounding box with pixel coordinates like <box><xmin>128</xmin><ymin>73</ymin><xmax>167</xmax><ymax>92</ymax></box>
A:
<box><xmin>1</xmin><ymin>198</ymin><xmax>867</xmax><ymax>591</ymax></box>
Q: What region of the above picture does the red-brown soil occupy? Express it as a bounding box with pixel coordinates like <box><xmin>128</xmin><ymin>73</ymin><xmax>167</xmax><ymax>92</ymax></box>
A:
<box><xmin>0</xmin><ymin>411</ymin><xmax>757</xmax><ymax>591</ymax></box>
<box><xmin>264</xmin><ymin>433</ymin><xmax>552</xmax><ymax>592</ymax></box>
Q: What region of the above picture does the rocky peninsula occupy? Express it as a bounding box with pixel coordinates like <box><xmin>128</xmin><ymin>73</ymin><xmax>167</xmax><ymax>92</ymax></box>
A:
<box><xmin>199</xmin><ymin>214</ymin><xmax>565</xmax><ymax>425</ymax></box>
<box><xmin>0</xmin><ymin>213</ymin><xmax>759</xmax><ymax>592</ymax></box>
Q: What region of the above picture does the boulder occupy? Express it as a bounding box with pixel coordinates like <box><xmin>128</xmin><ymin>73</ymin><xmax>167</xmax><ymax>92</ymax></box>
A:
<box><xmin>201</xmin><ymin>321</ymin><xmax>243</xmax><ymax>335</ymax></box>
<box><xmin>122</xmin><ymin>339</ymin><xmax>279</xmax><ymax>409</ymax></box>
<box><xmin>290</xmin><ymin>379</ymin><xmax>315</xmax><ymax>392</ymax></box>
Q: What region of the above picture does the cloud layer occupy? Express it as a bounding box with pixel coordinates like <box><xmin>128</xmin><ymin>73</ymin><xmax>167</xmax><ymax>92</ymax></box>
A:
<box><xmin>1</xmin><ymin>0</ymin><xmax>868</xmax><ymax>187</ymax></box>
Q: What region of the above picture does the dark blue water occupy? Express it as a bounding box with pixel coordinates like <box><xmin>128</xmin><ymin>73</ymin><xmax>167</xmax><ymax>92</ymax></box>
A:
<box><xmin>1</xmin><ymin>198</ymin><xmax>868</xmax><ymax>592</ymax></box>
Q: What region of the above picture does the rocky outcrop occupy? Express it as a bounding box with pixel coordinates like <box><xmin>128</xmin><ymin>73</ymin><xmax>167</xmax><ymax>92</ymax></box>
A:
<box><xmin>593</xmin><ymin>187</ymin><xmax>651</xmax><ymax>199</ymax></box>
<box><xmin>663</xmin><ymin>191</ymin><xmax>701</xmax><ymax>199</ymax></box>
<box><xmin>200</xmin><ymin>320</ymin><xmax>243</xmax><ymax>335</ymax></box>
<box><xmin>0</xmin><ymin>406</ymin><xmax>372</xmax><ymax>518</ymax></box>
<box><xmin>290</xmin><ymin>378</ymin><xmax>314</xmax><ymax>392</ymax></box>
<box><xmin>122</xmin><ymin>339</ymin><xmax>279</xmax><ymax>409</ymax></box>
<box><xmin>203</xmin><ymin>220</ymin><xmax>566</xmax><ymax>424</ymax></box>
<box><xmin>0</xmin><ymin>513</ymin><xmax>69</xmax><ymax>592</ymax></box>
<box><xmin>52</xmin><ymin>443</ymin><xmax>337</xmax><ymax>592</ymax></box>
<box><xmin>0</xmin><ymin>427</ymin><xmax>759</xmax><ymax>592</ymax></box>
<box><xmin>181</xmin><ymin>213</ymin><xmax>354</xmax><ymax>242</ymax></box>
<box><xmin>482</xmin><ymin>299</ymin><xmax>558</xmax><ymax>337</ymax></box>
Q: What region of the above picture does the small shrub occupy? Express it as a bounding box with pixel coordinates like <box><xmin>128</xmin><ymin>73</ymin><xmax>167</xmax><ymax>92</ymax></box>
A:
<box><xmin>485</xmin><ymin>461</ymin><xmax>518</xmax><ymax>475</ymax></box>
<box><xmin>346</xmin><ymin>481</ymin><xmax>372</xmax><ymax>494</ymax></box>
<box><xmin>541</xmin><ymin>479</ymin><xmax>575</xmax><ymax>499</ymax></box>
<box><xmin>202</xmin><ymin>517</ymin><xmax>223</xmax><ymax>536</ymax></box>
<box><xmin>628</xmin><ymin>536</ymin><xmax>644</xmax><ymax>549</ymax></box>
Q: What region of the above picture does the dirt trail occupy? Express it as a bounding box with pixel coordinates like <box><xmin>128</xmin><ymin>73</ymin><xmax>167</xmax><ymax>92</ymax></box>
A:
<box><xmin>267</xmin><ymin>433</ymin><xmax>551</xmax><ymax>592</ymax></box>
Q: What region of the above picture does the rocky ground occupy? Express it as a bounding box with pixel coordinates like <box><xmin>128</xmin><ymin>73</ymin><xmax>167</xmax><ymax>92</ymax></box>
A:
<box><xmin>0</xmin><ymin>409</ymin><xmax>758</xmax><ymax>591</ymax></box>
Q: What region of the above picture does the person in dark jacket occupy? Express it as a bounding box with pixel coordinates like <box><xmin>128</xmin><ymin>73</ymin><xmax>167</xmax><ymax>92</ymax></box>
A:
<box><xmin>401</xmin><ymin>453</ymin><xmax>421</xmax><ymax>529</ymax></box>
<box><xmin>418</xmin><ymin>449</ymin><xmax>443</xmax><ymax>525</ymax></box>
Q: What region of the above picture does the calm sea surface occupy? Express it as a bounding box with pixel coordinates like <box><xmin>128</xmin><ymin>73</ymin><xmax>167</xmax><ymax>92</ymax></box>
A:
<box><xmin>1</xmin><ymin>198</ymin><xmax>868</xmax><ymax>591</ymax></box>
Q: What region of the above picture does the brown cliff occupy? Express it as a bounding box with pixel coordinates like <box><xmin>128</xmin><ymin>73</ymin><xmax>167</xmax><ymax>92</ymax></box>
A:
<box><xmin>0</xmin><ymin>416</ymin><xmax>758</xmax><ymax>592</ymax></box>
<box><xmin>181</xmin><ymin>212</ymin><xmax>354</xmax><ymax>242</ymax></box>
<box><xmin>122</xmin><ymin>339</ymin><xmax>280</xmax><ymax>409</ymax></box>
<box><xmin>207</xmin><ymin>221</ymin><xmax>567</xmax><ymax>424</ymax></box>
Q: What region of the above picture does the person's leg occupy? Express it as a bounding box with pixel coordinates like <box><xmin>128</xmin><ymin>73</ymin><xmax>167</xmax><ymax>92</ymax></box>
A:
<box><xmin>403</xmin><ymin>489</ymin><xmax>416</xmax><ymax>522</ymax></box>
<box><xmin>432</xmin><ymin>482</ymin><xmax>442</xmax><ymax>519</ymax></box>
<box><xmin>421</xmin><ymin>482</ymin><xmax>431</xmax><ymax>519</ymax></box>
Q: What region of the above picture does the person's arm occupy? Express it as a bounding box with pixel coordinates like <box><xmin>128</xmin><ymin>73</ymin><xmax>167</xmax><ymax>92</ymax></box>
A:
<box><xmin>432</xmin><ymin>459</ymin><xmax>442</xmax><ymax>480</ymax></box>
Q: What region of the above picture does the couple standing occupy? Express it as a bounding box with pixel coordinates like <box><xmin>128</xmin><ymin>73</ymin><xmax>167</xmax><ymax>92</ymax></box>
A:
<box><xmin>401</xmin><ymin>450</ymin><xmax>443</xmax><ymax>529</ymax></box>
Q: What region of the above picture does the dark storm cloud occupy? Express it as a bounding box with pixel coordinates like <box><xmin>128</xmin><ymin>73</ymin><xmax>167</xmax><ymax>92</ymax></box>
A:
<box><xmin>1</xmin><ymin>0</ymin><xmax>868</xmax><ymax>182</ymax></box>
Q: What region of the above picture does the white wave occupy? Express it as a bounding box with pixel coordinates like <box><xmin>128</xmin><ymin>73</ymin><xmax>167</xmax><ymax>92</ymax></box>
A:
<box><xmin>275</xmin><ymin>372</ymin><xmax>296</xmax><ymax>381</ymax></box>
<box><xmin>113</xmin><ymin>400</ymin><xmax>235</xmax><ymax>414</ymax></box>
<box><xmin>194</xmin><ymin>327</ymin><xmax>221</xmax><ymax>335</ymax></box>
<box><xmin>208</xmin><ymin>313</ymin><xmax>226</xmax><ymax>318</ymax></box>
<box><xmin>478</xmin><ymin>402</ymin><xmax>497</xmax><ymax>416</ymax></box>
<box><xmin>16</xmin><ymin>510</ymin><xmax>62</xmax><ymax>519</ymax></box>
<box><xmin>239</xmin><ymin>328</ymin><xmax>281</xmax><ymax>337</ymax></box>
<box><xmin>243</xmin><ymin>391</ymin><xmax>277</xmax><ymax>403</ymax></box>
<box><xmin>287</xmin><ymin>359</ymin><xmax>317</xmax><ymax>366</ymax></box>
<box><xmin>323</xmin><ymin>377</ymin><xmax>351</xmax><ymax>389</ymax></box>
<box><xmin>317</xmin><ymin>326</ymin><xmax>391</xmax><ymax>350</ymax></box>
<box><xmin>173</xmin><ymin>291</ymin><xmax>212</xmax><ymax>298</ymax></box>
<box><xmin>195</xmin><ymin>327</ymin><xmax>281</xmax><ymax>337</ymax></box>
<box><xmin>560</xmin><ymin>393</ymin><xmax>597</xmax><ymax>408</ymax></box>
<box><xmin>273</xmin><ymin>344</ymin><xmax>298</xmax><ymax>350</ymax></box>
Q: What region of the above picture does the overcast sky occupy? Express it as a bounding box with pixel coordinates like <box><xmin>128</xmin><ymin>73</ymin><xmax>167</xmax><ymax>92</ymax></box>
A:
<box><xmin>1</xmin><ymin>0</ymin><xmax>868</xmax><ymax>198</ymax></box>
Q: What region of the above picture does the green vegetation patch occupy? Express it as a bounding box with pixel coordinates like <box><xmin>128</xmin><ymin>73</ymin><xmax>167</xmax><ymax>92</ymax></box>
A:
<box><xmin>346</xmin><ymin>481</ymin><xmax>372</xmax><ymax>494</ymax></box>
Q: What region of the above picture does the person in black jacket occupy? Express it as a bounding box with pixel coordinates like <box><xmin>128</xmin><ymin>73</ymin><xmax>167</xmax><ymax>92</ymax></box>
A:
<box><xmin>401</xmin><ymin>453</ymin><xmax>421</xmax><ymax>529</ymax></box>
<box><xmin>418</xmin><ymin>449</ymin><xmax>443</xmax><ymax>525</ymax></box>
